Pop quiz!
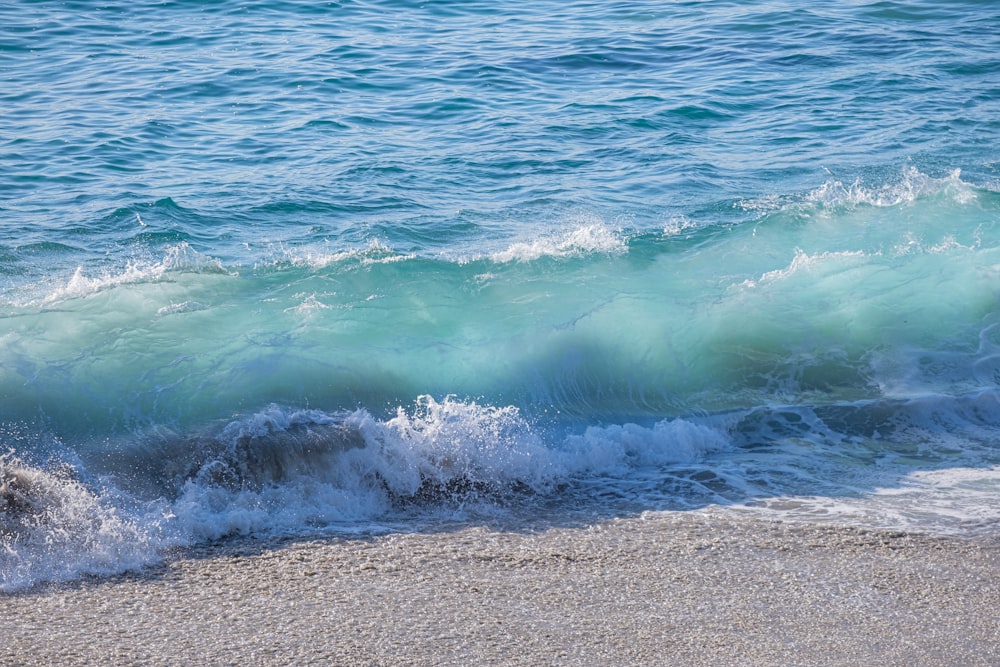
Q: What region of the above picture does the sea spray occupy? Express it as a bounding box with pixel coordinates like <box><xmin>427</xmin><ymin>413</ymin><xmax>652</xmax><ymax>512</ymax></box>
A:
<box><xmin>0</xmin><ymin>453</ymin><xmax>167</xmax><ymax>592</ymax></box>
<box><xmin>6</xmin><ymin>385</ymin><xmax>1000</xmax><ymax>590</ymax></box>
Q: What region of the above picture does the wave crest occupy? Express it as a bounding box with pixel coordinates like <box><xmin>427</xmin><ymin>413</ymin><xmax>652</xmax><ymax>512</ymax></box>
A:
<box><xmin>40</xmin><ymin>243</ymin><xmax>230</xmax><ymax>305</ymax></box>
<box><xmin>489</xmin><ymin>220</ymin><xmax>627</xmax><ymax>263</ymax></box>
<box><xmin>0</xmin><ymin>455</ymin><xmax>163</xmax><ymax>592</ymax></box>
<box><xmin>739</xmin><ymin>167</ymin><xmax>979</xmax><ymax>216</ymax></box>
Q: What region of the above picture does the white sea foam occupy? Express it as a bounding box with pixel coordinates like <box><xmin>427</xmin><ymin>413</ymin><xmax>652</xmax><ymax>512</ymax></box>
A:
<box><xmin>156</xmin><ymin>300</ymin><xmax>209</xmax><ymax>316</ymax></box>
<box><xmin>40</xmin><ymin>243</ymin><xmax>229</xmax><ymax>305</ymax></box>
<box><xmin>662</xmin><ymin>215</ymin><xmax>697</xmax><ymax>237</ymax></box>
<box><xmin>892</xmin><ymin>231</ymin><xmax>980</xmax><ymax>256</ymax></box>
<box><xmin>489</xmin><ymin>219</ymin><xmax>626</xmax><ymax>263</ymax></box>
<box><xmin>5</xmin><ymin>390</ymin><xmax>1000</xmax><ymax>591</ymax></box>
<box><xmin>0</xmin><ymin>455</ymin><xmax>169</xmax><ymax>592</ymax></box>
<box><xmin>284</xmin><ymin>293</ymin><xmax>334</xmax><ymax>314</ymax></box>
<box><xmin>738</xmin><ymin>167</ymin><xmax>978</xmax><ymax>216</ymax></box>
<box><xmin>0</xmin><ymin>397</ymin><xmax>735</xmax><ymax>589</ymax></box>
<box><xmin>728</xmin><ymin>465</ymin><xmax>1000</xmax><ymax>538</ymax></box>
<box><xmin>561</xmin><ymin>419</ymin><xmax>731</xmax><ymax>473</ymax></box>
<box><xmin>164</xmin><ymin>399</ymin><xmax>741</xmax><ymax>543</ymax></box>
<box><xmin>739</xmin><ymin>248</ymin><xmax>867</xmax><ymax>289</ymax></box>
<box><xmin>267</xmin><ymin>239</ymin><xmax>413</xmax><ymax>271</ymax></box>
<box><xmin>805</xmin><ymin>167</ymin><xmax>974</xmax><ymax>208</ymax></box>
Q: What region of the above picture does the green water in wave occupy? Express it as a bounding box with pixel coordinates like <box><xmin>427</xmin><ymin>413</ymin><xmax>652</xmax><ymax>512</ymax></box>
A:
<box><xmin>3</xmin><ymin>180</ymin><xmax>999</xmax><ymax>433</ymax></box>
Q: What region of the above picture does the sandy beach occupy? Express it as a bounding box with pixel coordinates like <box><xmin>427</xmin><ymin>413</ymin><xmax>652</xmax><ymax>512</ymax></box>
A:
<box><xmin>3</xmin><ymin>511</ymin><xmax>998</xmax><ymax>667</ymax></box>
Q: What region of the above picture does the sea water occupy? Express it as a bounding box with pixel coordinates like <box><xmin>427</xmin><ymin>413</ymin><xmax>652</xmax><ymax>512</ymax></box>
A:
<box><xmin>2</xmin><ymin>0</ymin><xmax>999</xmax><ymax>590</ymax></box>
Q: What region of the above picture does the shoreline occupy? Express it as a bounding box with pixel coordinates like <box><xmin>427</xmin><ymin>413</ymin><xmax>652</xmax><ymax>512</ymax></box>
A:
<box><xmin>4</xmin><ymin>511</ymin><xmax>999</xmax><ymax>666</ymax></box>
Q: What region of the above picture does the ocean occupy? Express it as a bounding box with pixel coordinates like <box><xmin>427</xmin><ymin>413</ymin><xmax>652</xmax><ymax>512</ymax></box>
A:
<box><xmin>2</xmin><ymin>0</ymin><xmax>998</xmax><ymax>591</ymax></box>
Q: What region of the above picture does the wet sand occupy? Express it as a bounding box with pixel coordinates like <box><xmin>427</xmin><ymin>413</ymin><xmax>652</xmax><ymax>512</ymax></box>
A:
<box><xmin>3</xmin><ymin>511</ymin><xmax>998</xmax><ymax>666</ymax></box>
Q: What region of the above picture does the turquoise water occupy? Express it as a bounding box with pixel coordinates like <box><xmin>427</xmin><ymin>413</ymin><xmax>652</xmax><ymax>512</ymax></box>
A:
<box><xmin>2</xmin><ymin>0</ymin><xmax>1000</xmax><ymax>589</ymax></box>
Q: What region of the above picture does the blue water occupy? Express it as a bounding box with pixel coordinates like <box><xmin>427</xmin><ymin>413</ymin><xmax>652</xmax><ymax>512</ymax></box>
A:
<box><xmin>2</xmin><ymin>0</ymin><xmax>1000</xmax><ymax>590</ymax></box>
